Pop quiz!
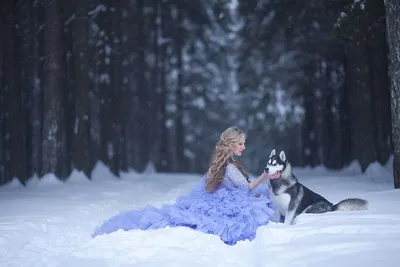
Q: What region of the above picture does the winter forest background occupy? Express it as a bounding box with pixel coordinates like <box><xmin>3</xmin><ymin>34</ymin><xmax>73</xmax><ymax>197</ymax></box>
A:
<box><xmin>0</xmin><ymin>0</ymin><xmax>399</xmax><ymax>188</ymax></box>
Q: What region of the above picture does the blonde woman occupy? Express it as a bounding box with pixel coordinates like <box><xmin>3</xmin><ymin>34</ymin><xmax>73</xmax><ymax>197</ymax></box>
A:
<box><xmin>92</xmin><ymin>126</ymin><xmax>275</xmax><ymax>245</ymax></box>
<box><xmin>205</xmin><ymin>126</ymin><xmax>270</xmax><ymax>192</ymax></box>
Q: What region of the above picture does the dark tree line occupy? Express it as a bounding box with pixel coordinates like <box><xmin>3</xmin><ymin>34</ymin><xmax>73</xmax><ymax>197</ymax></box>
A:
<box><xmin>0</xmin><ymin>0</ymin><xmax>219</xmax><ymax>185</ymax></box>
<box><xmin>0</xmin><ymin>0</ymin><xmax>400</xmax><ymax>188</ymax></box>
<box><xmin>236</xmin><ymin>0</ymin><xmax>399</xmax><ymax>188</ymax></box>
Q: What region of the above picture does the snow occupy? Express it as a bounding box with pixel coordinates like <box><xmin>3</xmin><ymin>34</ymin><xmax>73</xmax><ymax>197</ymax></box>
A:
<box><xmin>0</xmin><ymin>159</ymin><xmax>399</xmax><ymax>267</ymax></box>
<box><xmin>352</xmin><ymin>0</ymin><xmax>366</xmax><ymax>10</ymax></box>
<box><xmin>88</xmin><ymin>4</ymin><xmax>107</xmax><ymax>18</ymax></box>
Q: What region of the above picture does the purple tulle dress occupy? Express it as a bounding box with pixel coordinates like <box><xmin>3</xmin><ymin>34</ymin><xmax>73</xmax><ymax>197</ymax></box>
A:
<box><xmin>91</xmin><ymin>163</ymin><xmax>275</xmax><ymax>245</ymax></box>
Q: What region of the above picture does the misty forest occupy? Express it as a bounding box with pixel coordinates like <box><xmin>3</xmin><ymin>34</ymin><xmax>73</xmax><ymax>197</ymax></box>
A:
<box><xmin>0</xmin><ymin>0</ymin><xmax>400</xmax><ymax>188</ymax></box>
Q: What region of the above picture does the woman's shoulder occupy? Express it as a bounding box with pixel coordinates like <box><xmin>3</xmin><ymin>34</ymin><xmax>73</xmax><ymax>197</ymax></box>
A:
<box><xmin>225</xmin><ymin>162</ymin><xmax>239</xmax><ymax>173</ymax></box>
<box><xmin>225</xmin><ymin>162</ymin><xmax>235</xmax><ymax>169</ymax></box>
<box><xmin>226</xmin><ymin>161</ymin><xmax>239</xmax><ymax>169</ymax></box>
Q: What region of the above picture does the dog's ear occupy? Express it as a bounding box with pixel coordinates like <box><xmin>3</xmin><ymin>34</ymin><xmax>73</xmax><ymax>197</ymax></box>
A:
<box><xmin>279</xmin><ymin>151</ymin><xmax>286</xmax><ymax>162</ymax></box>
<box><xmin>269</xmin><ymin>149</ymin><xmax>276</xmax><ymax>158</ymax></box>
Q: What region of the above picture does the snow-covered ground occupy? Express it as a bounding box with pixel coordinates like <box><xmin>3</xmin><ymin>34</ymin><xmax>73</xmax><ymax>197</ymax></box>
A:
<box><xmin>0</xmin><ymin>158</ymin><xmax>399</xmax><ymax>267</ymax></box>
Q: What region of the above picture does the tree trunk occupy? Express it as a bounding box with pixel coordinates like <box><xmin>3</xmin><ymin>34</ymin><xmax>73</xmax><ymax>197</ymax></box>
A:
<box><xmin>313</xmin><ymin>57</ymin><xmax>327</xmax><ymax>166</ymax></box>
<box><xmin>117</xmin><ymin>0</ymin><xmax>132</xmax><ymax>172</ymax></box>
<box><xmin>150</xmin><ymin>0</ymin><xmax>160</xmax><ymax>170</ymax></box>
<box><xmin>340</xmin><ymin>54</ymin><xmax>352</xmax><ymax>167</ymax></box>
<box><xmin>367</xmin><ymin>0</ymin><xmax>392</xmax><ymax>165</ymax></box>
<box><xmin>0</xmin><ymin>7</ymin><xmax>6</xmax><ymax>185</ymax></box>
<box><xmin>159</xmin><ymin>0</ymin><xmax>170</xmax><ymax>172</ymax></box>
<box><xmin>175</xmin><ymin>7</ymin><xmax>185</xmax><ymax>172</ymax></box>
<box><xmin>135</xmin><ymin>0</ymin><xmax>150</xmax><ymax>172</ymax></box>
<box><xmin>42</xmin><ymin>0</ymin><xmax>62</xmax><ymax>176</ymax></box>
<box><xmin>29</xmin><ymin>0</ymin><xmax>43</xmax><ymax>177</ymax></box>
<box><xmin>384</xmin><ymin>0</ymin><xmax>400</xmax><ymax>188</ymax></box>
<box><xmin>57</xmin><ymin>1</ymin><xmax>74</xmax><ymax>179</ymax></box>
<box><xmin>302</xmin><ymin>62</ymin><xmax>317</xmax><ymax>167</ymax></box>
<box><xmin>110</xmin><ymin>0</ymin><xmax>122</xmax><ymax>176</ymax></box>
<box><xmin>1</xmin><ymin>0</ymin><xmax>28</xmax><ymax>184</ymax></box>
<box><xmin>346</xmin><ymin>18</ymin><xmax>377</xmax><ymax>172</ymax></box>
<box><xmin>98</xmin><ymin>0</ymin><xmax>113</xmax><ymax>170</ymax></box>
<box><xmin>19</xmin><ymin>0</ymin><xmax>35</xmax><ymax>183</ymax></box>
<box><xmin>124</xmin><ymin>0</ymin><xmax>140</xmax><ymax>172</ymax></box>
<box><xmin>74</xmin><ymin>0</ymin><xmax>92</xmax><ymax>178</ymax></box>
<box><xmin>324</xmin><ymin>64</ymin><xmax>339</xmax><ymax>169</ymax></box>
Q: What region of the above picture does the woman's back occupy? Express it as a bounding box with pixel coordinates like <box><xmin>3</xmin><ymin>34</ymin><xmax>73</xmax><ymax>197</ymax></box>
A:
<box><xmin>223</xmin><ymin>163</ymin><xmax>250</xmax><ymax>189</ymax></box>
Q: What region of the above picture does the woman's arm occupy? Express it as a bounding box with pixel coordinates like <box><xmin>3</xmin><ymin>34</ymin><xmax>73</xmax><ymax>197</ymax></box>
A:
<box><xmin>226</xmin><ymin>164</ymin><xmax>267</xmax><ymax>191</ymax></box>
<box><xmin>248</xmin><ymin>172</ymin><xmax>267</xmax><ymax>191</ymax></box>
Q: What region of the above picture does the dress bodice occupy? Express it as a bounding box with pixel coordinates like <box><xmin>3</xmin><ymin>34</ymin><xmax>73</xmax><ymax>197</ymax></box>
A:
<box><xmin>223</xmin><ymin>163</ymin><xmax>249</xmax><ymax>189</ymax></box>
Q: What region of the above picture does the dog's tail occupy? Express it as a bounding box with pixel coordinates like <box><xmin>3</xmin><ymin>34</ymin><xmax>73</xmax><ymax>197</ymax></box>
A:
<box><xmin>332</xmin><ymin>198</ymin><xmax>368</xmax><ymax>211</ymax></box>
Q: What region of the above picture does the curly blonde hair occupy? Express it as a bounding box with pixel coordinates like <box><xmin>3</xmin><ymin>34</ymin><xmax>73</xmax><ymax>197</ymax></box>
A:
<box><xmin>205</xmin><ymin>126</ymin><xmax>250</xmax><ymax>192</ymax></box>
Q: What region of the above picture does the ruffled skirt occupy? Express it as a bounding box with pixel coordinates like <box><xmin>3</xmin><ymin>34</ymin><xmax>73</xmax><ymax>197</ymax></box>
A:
<box><xmin>91</xmin><ymin>180</ymin><xmax>275</xmax><ymax>245</ymax></box>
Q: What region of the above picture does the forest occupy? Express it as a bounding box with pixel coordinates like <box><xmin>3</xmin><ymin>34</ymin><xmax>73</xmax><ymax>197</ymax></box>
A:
<box><xmin>0</xmin><ymin>0</ymin><xmax>399</xmax><ymax>188</ymax></box>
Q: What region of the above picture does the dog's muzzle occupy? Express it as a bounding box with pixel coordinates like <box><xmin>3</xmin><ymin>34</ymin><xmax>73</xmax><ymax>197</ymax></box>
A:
<box><xmin>264</xmin><ymin>167</ymin><xmax>281</xmax><ymax>179</ymax></box>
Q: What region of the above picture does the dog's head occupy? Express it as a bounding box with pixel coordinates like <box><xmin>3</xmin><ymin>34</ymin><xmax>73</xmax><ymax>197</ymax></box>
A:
<box><xmin>264</xmin><ymin>149</ymin><xmax>287</xmax><ymax>179</ymax></box>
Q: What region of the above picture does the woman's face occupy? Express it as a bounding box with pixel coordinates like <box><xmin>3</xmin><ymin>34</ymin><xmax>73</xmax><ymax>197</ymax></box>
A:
<box><xmin>232</xmin><ymin>137</ymin><xmax>246</xmax><ymax>156</ymax></box>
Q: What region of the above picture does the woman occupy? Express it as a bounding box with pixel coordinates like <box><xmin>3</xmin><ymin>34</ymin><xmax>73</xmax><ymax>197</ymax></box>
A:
<box><xmin>92</xmin><ymin>126</ymin><xmax>275</xmax><ymax>245</ymax></box>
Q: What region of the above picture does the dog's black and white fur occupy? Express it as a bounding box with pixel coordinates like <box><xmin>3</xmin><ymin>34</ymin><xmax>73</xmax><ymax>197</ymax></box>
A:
<box><xmin>265</xmin><ymin>149</ymin><xmax>368</xmax><ymax>225</ymax></box>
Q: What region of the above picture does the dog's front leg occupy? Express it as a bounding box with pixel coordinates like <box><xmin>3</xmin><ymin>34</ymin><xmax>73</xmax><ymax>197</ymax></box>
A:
<box><xmin>274</xmin><ymin>208</ymin><xmax>282</xmax><ymax>223</ymax></box>
<box><xmin>283</xmin><ymin>201</ymin><xmax>297</xmax><ymax>225</ymax></box>
<box><xmin>270</xmin><ymin>200</ymin><xmax>282</xmax><ymax>223</ymax></box>
<box><xmin>283</xmin><ymin>210</ymin><xmax>295</xmax><ymax>225</ymax></box>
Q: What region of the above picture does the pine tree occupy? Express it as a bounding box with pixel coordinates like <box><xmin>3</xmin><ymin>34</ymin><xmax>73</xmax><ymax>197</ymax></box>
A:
<box><xmin>384</xmin><ymin>0</ymin><xmax>400</xmax><ymax>188</ymax></box>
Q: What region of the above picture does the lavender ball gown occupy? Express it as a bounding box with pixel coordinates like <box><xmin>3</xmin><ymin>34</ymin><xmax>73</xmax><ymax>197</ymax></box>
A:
<box><xmin>91</xmin><ymin>163</ymin><xmax>275</xmax><ymax>245</ymax></box>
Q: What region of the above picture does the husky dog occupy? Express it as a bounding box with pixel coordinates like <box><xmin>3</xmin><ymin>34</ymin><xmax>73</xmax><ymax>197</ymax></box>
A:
<box><xmin>264</xmin><ymin>149</ymin><xmax>368</xmax><ymax>225</ymax></box>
